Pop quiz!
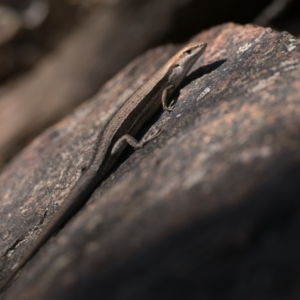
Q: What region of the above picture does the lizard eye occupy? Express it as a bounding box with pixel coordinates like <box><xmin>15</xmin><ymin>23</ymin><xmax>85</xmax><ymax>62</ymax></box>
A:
<box><xmin>185</xmin><ymin>49</ymin><xmax>192</xmax><ymax>55</ymax></box>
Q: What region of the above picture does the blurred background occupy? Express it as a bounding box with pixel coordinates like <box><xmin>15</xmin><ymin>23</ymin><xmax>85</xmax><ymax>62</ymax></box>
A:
<box><xmin>0</xmin><ymin>0</ymin><xmax>299</xmax><ymax>169</ymax></box>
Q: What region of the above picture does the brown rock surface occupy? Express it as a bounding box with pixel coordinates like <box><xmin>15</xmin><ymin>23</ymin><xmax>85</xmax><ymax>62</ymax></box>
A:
<box><xmin>1</xmin><ymin>23</ymin><xmax>300</xmax><ymax>299</ymax></box>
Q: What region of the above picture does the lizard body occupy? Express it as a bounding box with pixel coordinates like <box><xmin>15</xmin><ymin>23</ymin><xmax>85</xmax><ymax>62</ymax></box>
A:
<box><xmin>0</xmin><ymin>41</ymin><xmax>207</xmax><ymax>292</ymax></box>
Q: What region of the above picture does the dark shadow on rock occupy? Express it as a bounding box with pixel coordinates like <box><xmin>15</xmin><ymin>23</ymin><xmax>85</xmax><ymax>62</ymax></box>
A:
<box><xmin>66</xmin><ymin>159</ymin><xmax>300</xmax><ymax>300</ymax></box>
<box><xmin>183</xmin><ymin>59</ymin><xmax>226</xmax><ymax>86</ymax></box>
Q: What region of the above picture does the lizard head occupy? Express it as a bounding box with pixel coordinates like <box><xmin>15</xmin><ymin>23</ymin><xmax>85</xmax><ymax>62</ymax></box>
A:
<box><xmin>168</xmin><ymin>42</ymin><xmax>207</xmax><ymax>88</ymax></box>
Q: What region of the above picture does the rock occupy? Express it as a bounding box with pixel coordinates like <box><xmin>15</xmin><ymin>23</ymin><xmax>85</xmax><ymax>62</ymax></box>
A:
<box><xmin>1</xmin><ymin>23</ymin><xmax>300</xmax><ymax>299</ymax></box>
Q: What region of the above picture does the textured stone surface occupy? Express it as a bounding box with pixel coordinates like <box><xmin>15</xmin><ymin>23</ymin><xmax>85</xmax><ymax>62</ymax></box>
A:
<box><xmin>1</xmin><ymin>23</ymin><xmax>300</xmax><ymax>299</ymax></box>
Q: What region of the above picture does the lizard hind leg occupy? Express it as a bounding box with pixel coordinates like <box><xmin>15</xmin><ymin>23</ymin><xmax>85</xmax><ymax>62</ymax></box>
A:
<box><xmin>111</xmin><ymin>129</ymin><xmax>161</xmax><ymax>155</ymax></box>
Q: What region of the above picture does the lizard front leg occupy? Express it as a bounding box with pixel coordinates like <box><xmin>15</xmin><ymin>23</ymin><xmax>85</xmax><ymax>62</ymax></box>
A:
<box><xmin>162</xmin><ymin>84</ymin><xmax>175</xmax><ymax>111</ymax></box>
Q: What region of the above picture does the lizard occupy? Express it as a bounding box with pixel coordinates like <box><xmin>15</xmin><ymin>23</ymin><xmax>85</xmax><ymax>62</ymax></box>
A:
<box><xmin>0</xmin><ymin>41</ymin><xmax>207</xmax><ymax>292</ymax></box>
